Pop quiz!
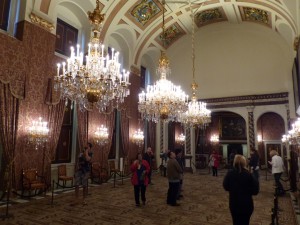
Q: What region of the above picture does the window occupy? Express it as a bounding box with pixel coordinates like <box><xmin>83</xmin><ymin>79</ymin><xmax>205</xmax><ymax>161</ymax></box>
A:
<box><xmin>55</xmin><ymin>18</ymin><xmax>78</xmax><ymax>56</ymax></box>
<box><xmin>53</xmin><ymin>101</ymin><xmax>74</xmax><ymax>163</ymax></box>
<box><xmin>140</xmin><ymin>66</ymin><xmax>146</xmax><ymax>89</ymax></box>
<box><xmin>0</xmin><ymin>0</ymin><xmax>11</xmax><ymax>31</ymax></box>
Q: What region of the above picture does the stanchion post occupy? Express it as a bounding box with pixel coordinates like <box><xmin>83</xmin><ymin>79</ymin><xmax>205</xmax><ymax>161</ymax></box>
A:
<box><xmin>51</xmin><ymin>180</ymin><xmax>54</xmax><ymax>205</ymax></box>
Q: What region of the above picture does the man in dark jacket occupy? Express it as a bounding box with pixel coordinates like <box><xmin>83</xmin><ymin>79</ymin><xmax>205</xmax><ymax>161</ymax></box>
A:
<box><xmin>167</xmin><ymin>151</ymin><xmax>183</xmax><ymax>206</ymax></box>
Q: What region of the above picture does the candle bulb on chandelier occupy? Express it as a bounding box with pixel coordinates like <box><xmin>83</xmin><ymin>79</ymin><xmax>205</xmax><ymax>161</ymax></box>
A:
<box><xmin>62</xmin><ymin>62</ymin><xmax>66</xmax><ymax>75</ymax></box>
<box><xmin>76</xmin><ymin>44</ymin><xmax>80</xmax><ymax>57</ymax></box>
<box><xmin>57</xmin><ymin>64</ymin><xmax>60</xmax><ymax>77</ymax></box>
<box><xmin>101</xmin><ymin>44</ymin><xmax>104</xmax><ymax>57</ymax></box>
<box><xmin>88</xmin><ymin>43</ymin><xmax>91</xmax><ymax>56</ymax></box>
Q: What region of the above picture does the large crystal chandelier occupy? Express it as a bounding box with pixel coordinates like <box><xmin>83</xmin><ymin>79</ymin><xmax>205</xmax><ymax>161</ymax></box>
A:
<box><xmin>179</xmin><ymin>1</ymin><xmax>211</xmax><ymax>128</ymax></box>
<box><xmin>94</xmin><ymin>125</ymin><xmax>109</xmax><ymax>146</ymax></box>
<box><xmin>54</xmin><ymin>0</ymin><xmax>130</xmax><ymax>112</ymax></box>
<box><xmin>132</xmin><ymin>129</ymin><xmax>144</xmax><ymax>147</ymax></box>
<box><xmin>138</xmin><ymin>2</ymin><xmax>188</xmax><ymax>123</ymax></box>
<box><xmin>28</xmin><ymin>117</ymin><xmax>49</xmax><ymax>149</ymax></box>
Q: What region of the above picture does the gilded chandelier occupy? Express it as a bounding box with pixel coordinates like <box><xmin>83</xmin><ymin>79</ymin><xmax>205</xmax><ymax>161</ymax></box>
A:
<box><xmin>176</xmin><ymin>133</ymin><xmax>186</xmax><ymax>146</ymax></box>
<box><xmin>54</xmin><ymin>0</ymin><xmax>130</xmax><ymax>112</ymax></box>
<box><xmin>94</xmin><ymin>125</ymin><xmax>109</xmax><ymax>146</ymax></box>
<box><xmin>179</xmin><ymin>1</ymin><xmax>211</xmax><ymax>128</ymax></box>
<box><xmin>28</xmin><ymin>117</ymin><xmax>49</xmax><ymax>149</ymax></box>
<box><xmin>132</xmin><ymin>129</ymin><xmax>144</xmax><ymax>147</ymax></box>
<box><xmin>138</xmin><ymin>2</ymin><xmax>188</xmax><ymax>122</ymax></box>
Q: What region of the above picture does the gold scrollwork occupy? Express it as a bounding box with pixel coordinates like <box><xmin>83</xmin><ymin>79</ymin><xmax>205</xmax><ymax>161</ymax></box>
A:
<box><xmin>29</xmin><ymin>13</ymin><xmax>55</xmax><ymax>32</ymax></box>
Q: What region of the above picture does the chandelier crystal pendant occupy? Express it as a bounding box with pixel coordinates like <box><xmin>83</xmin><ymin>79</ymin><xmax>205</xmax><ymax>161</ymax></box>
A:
<box><xmin>28</xmin><ymin>117</ymin><xmax>49</xmax><ymax>149</ymax></box>
<box><xmin>179</xmin><ymin>1</ymin><xmax>211</xmax><ymax>128</ymax></box>
<box><xmin>132</xmin><ymin>129</ymin><xmax>144</xmax><ymax>147</ymax></box>
<box><xmin>94</xmin><ymin>125</ymin><xmax>109</xmax><ymax>146</ymax></box>
<box><xmin>54</xmin><ymin>0</ymin><xmax>130</xmax><ymax>112</ymax></box>
<box><xmin>138</xmin><ymin>2</ymin><xmax>188</xmax><ymax>123</ymax></box>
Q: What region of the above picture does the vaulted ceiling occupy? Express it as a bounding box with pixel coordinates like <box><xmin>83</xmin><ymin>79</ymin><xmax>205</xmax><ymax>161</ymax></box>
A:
<box><xmin>39</xmin><ymin>0</ymin><xmax>298</xmax><ymax>67</ymax></box>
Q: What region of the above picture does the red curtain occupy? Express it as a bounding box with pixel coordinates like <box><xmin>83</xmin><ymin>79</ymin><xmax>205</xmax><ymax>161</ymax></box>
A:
<box><xmin>0</xmin><ymin>82</ymin><xmax>20</xmax><ymax>191</ymax></box>
<box><xmin>77</xmin><ymin>108</ymin><xmax>88</xmax><ymax>153</ymax></box>
<box><xmin>43</xmin><ymin>100</ymin><xmax>65</xmax><ymax>181</ymax></box>
<box><xmin>120</xmin><ymin>110</ymin><xmax>130</xmax><ymax>157</ymax></box>
<box><xmin>104</xmin><ymin>111</ymin><xmax>115</xmax><ymax>169</ymax></box>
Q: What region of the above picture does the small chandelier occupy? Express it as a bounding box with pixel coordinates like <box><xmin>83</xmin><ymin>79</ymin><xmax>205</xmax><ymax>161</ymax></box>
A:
<box><xmin>138</xmin><ymin>2</ymin><xmax>188</xmax><ymax>123</ymax></box>
<box><xmin>282</xmin><ymin>118</ymin><xmax>300</xmax><ymax>145</ymax></box>
<box><xmin>210</xmin><ymin>134</ymin><xmax>219</xmax><ymax>144</ymax></box>
<box><xmin>132</xmin><ymin>129</ymin><xmax>144</xmax><ymax>147</ymax></box>
<box><xmin>94</xmin><ymin>125</ymin><xmax>109</xmax><ymax>146</ymax></box>
<box><xmin>176</xmin><ymin>133</ymin><xmax>186</xmax><ymax>146</ymax></box>
<box><xmin>54</xmin><ymin>0</ymin><xmax>130</xmax><ymax>112</ymax></box>
<box><xmin>28</xmin><ymin>117</ymin><xmax>49</xmax><ymax>149</ymax></box>
<box><xmin>179</xmin><ymin>2</ymin><xmax>211</xmax><ymax>128</ymax></box>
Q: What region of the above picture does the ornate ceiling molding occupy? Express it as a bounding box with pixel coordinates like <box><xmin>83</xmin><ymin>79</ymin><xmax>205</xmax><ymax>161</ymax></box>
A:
<box><xmin>29</xmin><ymin>13</ymin><xmax>55</xmax><ymax>32</ymax></box>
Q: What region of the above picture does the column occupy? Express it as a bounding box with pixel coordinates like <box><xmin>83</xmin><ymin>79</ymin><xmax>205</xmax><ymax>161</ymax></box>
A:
<box><xmin>247</xmin><ymin>106</ymin><xmax>255</xmax><ymax>152</ymax></box>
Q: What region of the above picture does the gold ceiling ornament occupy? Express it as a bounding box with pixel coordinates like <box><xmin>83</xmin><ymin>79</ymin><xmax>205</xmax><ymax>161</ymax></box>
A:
<box><xmin>54</xmin><ymin>0</ymin><xmax>130</xmax><ymax>112</ymax></box>
<box><xmin>243</xmin><ymin>7</ymin><xmax>269</xmax><ymax>24</ymax></box>
<box><xmin>179</xmin><ymin>0</ymin><xmax>211</xmax><ymax>129</ymax></box>
<box><xmin>29</xmin><ymin>13</ymin><xmax>55</xmax><ymax>31</ymax></box>
<box><xmin>138</xmin><ymin>1</ymin><xmax>188</xmax><ymax>123</ymax></box>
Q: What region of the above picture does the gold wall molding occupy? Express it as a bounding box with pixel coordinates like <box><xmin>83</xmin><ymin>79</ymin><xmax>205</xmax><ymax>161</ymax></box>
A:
<box><xmin>29</xmin><ymin>12</ymin><xmax>55</xmax><ymax>32</ymax></box>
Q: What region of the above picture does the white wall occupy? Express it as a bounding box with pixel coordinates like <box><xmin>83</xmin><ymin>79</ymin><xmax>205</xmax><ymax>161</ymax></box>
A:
<box><xmin>166</xmin><ymin>22</ymin><xmax>295</xmax><ymax>115</ymax></box>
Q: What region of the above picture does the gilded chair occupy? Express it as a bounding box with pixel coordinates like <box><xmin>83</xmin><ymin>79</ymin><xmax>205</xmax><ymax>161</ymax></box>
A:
<box><xmin>22</xmin><ymin>169</ymin><xmax>47</xmax><ymax>197</ymax></box>
<box><xmin>57</xmin><ymin>164</ymin><xmax>73</xmax><ymax>188</ymax></box>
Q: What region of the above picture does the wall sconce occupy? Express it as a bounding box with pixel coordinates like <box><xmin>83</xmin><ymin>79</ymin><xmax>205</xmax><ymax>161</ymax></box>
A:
<box><xmin>132</xmin><ymin>129</ymin><xmax>144</xmax><ymax>147</ymax></box>
<box><xmin>176</xmin><ymin>133</ymin><xmax>185</xmax><ymax>146</ymax></box>
<box><xmin>210</xmin><ymin>134</ymin><xmax>219</xmax><ymax>144</ymax></box>
<box><xmin>28</xmin><ymin>117</ymin><xmax>49</xmax><ymax>149</ymax></box>
<box><xmin>257</xmin><ymin>134</ymin><xmax>262</xmax><ymax>143</ymax></box>
<box><xmin>95</xmin><ymin>125</ymin><xmax>109</xmax><ymax>146</ymax></box>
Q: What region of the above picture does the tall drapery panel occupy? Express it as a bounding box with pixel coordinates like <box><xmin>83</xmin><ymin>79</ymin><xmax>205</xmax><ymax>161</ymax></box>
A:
<box><xmin>105</xmin><ymin>111</ymin><xmax>116</xmax><ymax>168</ymax></box>
<box><xmin>147</xmin><ymin>121</ymin><xmax>156</xmax><ymax>152</ymax></box>
<box><xmin>0</xmin><ymin>82</ymin><xmax>20</xmax><ymax>191</ymax></box>
<box><xmin>77</xmin><ymin>108</ymin><xmax>88</xmax><ymax>153</ymax></box>
<box><xmin>44</xmin><ymin>100</ymin><xmax>65</xmax><ymax>181</ymax></box>
<box><xmin>120</xmin><ymin>110</ymin><xmax>129</xmax><ymax>157</ymax></box>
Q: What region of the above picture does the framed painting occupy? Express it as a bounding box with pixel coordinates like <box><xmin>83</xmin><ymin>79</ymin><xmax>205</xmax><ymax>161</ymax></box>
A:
<box><xmin>220</xmin><ymin>116</ymin><xmax>246</xmax><ymax>140</ymax></box>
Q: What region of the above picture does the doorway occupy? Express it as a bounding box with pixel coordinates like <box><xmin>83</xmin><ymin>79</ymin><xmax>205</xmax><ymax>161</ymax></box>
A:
<box><xmin>227</xmin><ymin>144</ymin><xmax>243</xmax><ymax>163</ymax></box>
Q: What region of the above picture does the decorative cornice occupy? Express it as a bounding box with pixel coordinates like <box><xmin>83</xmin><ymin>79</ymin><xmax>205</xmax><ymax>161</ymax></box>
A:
<box><xmin>203</xmin><ymin>92</ymin><xmax>289</xmax><ymax>109</ymax></box>
<box><xmin>130</xmin><ymin>65</ymin><xmax>140</xmax><ymax>76</ymax></box>
<box><xmin>29</xmin><ymin>13</ymin><xmax>55</xmax><ymax>32</ymax></box>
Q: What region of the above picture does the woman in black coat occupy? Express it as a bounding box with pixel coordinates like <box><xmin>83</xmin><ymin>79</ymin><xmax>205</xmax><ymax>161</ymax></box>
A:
<box><xmin>223</xmin><ymin>154</ymin><xmax>259</xmax><ymax>225</ymax></box>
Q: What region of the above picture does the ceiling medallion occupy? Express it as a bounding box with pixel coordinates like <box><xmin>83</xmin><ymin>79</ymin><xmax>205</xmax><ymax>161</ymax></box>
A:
<box><xmin>158</xmin><ymin>23</ymin><xmax>184</xmax><ymax>48</ymax></box>
<box><xmin>243</xmin><ymin>7</ymin><xmax>269</xmax><ymax>24</ymax></box>
<box><xmin>195</xmin><ymin>8</ymin><xmax>223</xmax><ymax>24</ymax></box>
<box><xmin>131</xmin><ymin>0</ymin><xmax>161</xmax><ymax>26</ymax></box>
